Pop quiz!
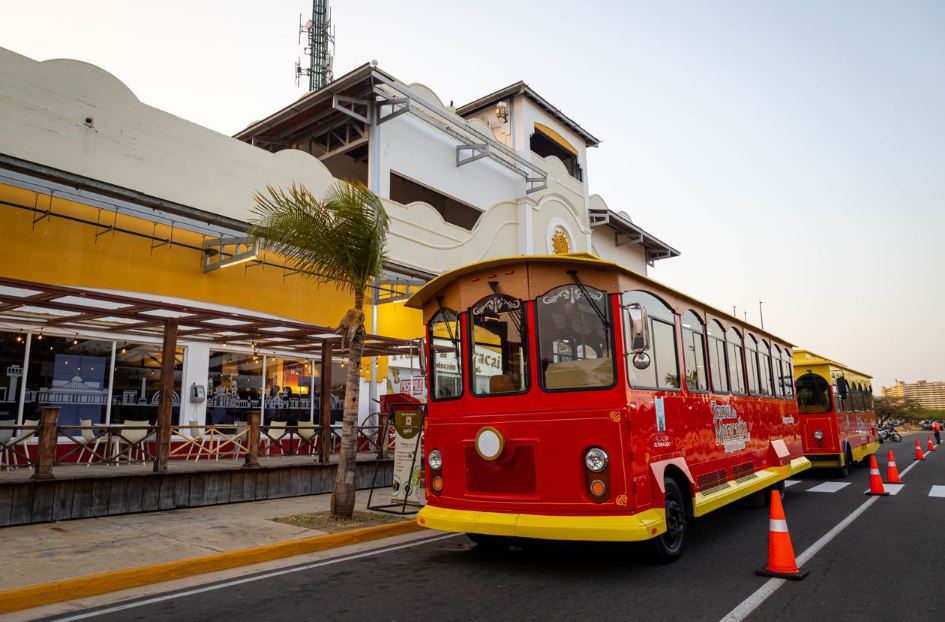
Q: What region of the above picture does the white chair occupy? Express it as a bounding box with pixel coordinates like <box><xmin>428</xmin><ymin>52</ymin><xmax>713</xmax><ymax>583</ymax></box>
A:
<box><xmin>181</xmin><ymin>419</ymin><xmax>209</xmax><ymax>462</ymax></box>
<box><xmin>75</xmin><ymin>418</ymin><xmax>105</xmax><ymax>466</ymax></box>
<box><xmin>115</xmin><ymin>419</ymin><xmax>151</xmax><ymax>465</ymax></box>
<box><xmin>297</xmin><ymin>421</ymin><xmax>318</xmax><ymax>455</ymax></box>
<box><xmin>0</xmin><ymin>419</ymin><xmax>16</xmax><ymax>470</ymax></box>
<box><xmin>264</xmin><ymin>421</ymin><xmax>287</xmax><ymax>457</ymax></box>
<box><xmin>229</xmin><ymin>420</ymin><xmax>248</xmax><ymax>460</ymax></box>
<box><xmin>4</xmin><ymin>419</ymin><xmax>38</xmax><ymax>469</ymax></box>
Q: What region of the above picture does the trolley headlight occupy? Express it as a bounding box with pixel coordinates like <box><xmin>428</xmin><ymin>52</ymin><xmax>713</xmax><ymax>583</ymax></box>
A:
<box><xmin>428</xmin><ymin>449</ymin><xmax>442</xmax><ymax>470</ymax></box>
<box><xmin>585</xmin><ymin>447</ymin><xmax>609</xmax><ymax>472</ymax></box>
<box><xmin>813</xmin><ymin>430</ymin><xmax>824</xmax><ymax>441</ymax></box>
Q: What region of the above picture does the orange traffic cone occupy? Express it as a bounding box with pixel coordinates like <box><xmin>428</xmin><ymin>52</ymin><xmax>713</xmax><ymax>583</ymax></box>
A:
<box><xmin>915</xmin><ymin>440</ymin><xmax>925</xmax><ymax>461</ymax></box>
<box><xmin>929</xmin><ymin>436</ymin><xmax>936</xmax><ymax>452</ymax></box>
<box><xmin>865</xmin><ymin>455</ymin><xmax>889</xmax><ymax>496</ymax></box>
<box><xmin>886</xmin><ymin>450</ymin><xmax>901</xmax><ymax>484</ymax></box>
<box><xmin>756</xmin><ymin>490</ymin><xmax>808</xmax><ymax>580</ymax></box>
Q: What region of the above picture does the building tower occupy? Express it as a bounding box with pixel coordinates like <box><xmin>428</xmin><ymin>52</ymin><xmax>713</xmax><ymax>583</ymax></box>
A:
<box><xmin>296</xmin><ymin>0</ymin><xmax>335</xmax><ymax>92</ymax></box>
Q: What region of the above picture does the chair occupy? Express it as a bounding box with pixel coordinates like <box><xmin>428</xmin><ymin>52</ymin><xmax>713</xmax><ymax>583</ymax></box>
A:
<box><xmin>229</xmin><ymin>420</ymin><xmax>248</xmax><ymax>460</ymax></box>
<box><xmin>181</xmin><ymin>419</ymin><xmax>209</xmax><ymax>462</ymax></box>
<box><xmin>75</xmin><ymin>418</ymin><xmax>105</xmax><ymax>465</ymax></box>
<box><xmin>115</xmin><ymin>419</ymin><xmax>151</xmax><ymax>465</ymax></box>
<box><xmin>0</xmin><ymin>419</ymin><xmax>16</xmax><ymax>470</ymax></box>
<box><xmin>264</xmin><ymin>421</ymin><xmax>287</xmax><ymax>457</ymax></box>
<box><xmin>3</xmin><ymin>419</ymin><xmax>38</xmax><ymax>469</ymax></box>
<box><xmin>297</xmin><ymin>421</ymin><xmax>318</xmax><ymax>455</ymax></box>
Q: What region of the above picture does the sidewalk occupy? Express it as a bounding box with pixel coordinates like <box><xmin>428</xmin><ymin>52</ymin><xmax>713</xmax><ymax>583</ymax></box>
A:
<box><xmin>2</xmin><ymin>489</ymin><xmax>415</xmax><ymax>591</ymax></box>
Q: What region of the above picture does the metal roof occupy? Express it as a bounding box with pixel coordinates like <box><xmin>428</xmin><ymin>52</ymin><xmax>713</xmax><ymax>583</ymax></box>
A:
<box><xmin>456</xmin><ymin>81</ymin><xmax>601</xmax><ymax>148</ymax></box>
<box><xmin>591</xmin><ymin>208</ymin><xmax>680</xmax><ymax>264</ymax></box>
<box><xmin>793</xmin><ymin>349</ymin><xmax>872</xmax><ymax>380</ymax></box>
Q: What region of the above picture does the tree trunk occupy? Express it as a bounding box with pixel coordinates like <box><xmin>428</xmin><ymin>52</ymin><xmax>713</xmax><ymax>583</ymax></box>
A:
<box><xmin>331</xmin><ymin>290</ymin><xmax>366</xmax><ymax>518</ymax></box>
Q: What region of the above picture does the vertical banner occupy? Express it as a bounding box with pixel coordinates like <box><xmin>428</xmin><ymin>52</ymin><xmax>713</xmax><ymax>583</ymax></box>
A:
<box><xmin>391</xmin><ymin>407</ymin><xmax>425</xmax><ymax>505</ymax></box>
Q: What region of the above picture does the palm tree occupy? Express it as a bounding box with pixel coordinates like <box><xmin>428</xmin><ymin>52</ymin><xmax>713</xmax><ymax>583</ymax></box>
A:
<box><xmin>250</xmin><ymin>181</ymin><xmax>389</xmax><ymax>518</ymax></box>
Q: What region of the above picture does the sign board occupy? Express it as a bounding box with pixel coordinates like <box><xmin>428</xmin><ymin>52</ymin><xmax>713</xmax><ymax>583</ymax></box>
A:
<box><xmin>391</xmin><ymin>407</ymin><xmax>425</xmax><ymax>505</ymax></box>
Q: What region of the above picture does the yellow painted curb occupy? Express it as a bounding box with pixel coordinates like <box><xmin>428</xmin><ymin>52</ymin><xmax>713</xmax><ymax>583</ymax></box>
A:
<box><xmin>0</xmin><ymin>519</ymin><xmax>422</xmax><ymax>614</ymax></box>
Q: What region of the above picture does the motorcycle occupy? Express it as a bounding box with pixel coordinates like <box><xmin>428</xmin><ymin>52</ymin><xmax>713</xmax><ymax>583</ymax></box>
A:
<box><xmin>879</xmin><ymin>425</ymin><xmax>902</xmax><ymax>443</ymax></box>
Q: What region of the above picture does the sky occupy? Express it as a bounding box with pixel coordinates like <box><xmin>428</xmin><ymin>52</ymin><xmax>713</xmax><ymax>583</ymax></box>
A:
<box><xmin>2</xmin><ymin>1</ymin><xmax>943</xmax><ymax>390</ymax></box>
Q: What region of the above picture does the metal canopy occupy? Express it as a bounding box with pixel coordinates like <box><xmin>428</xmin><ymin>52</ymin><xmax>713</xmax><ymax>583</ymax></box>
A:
<box><xmin>0</xmin><ymin>277</ymin><xmax>416</xmax><ymax>358</ymax></box>
<box><xmin>587</xmin><ymin>208</ymin><xmax>681</xmax><ymax>265</ymax></box>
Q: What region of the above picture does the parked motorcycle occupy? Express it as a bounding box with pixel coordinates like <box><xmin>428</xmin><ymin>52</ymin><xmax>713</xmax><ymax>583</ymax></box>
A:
<box><xmin>879</xmin><ymin>425</ymin><xmax>902</xmax><ymax>443</ymax></box>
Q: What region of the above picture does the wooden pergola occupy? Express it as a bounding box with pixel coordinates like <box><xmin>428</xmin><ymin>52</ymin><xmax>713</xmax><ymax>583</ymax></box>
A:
<box><xmin>0</xmin><ymin>276</ymin><xmax>420</xmax><ymax>473</ymax></box>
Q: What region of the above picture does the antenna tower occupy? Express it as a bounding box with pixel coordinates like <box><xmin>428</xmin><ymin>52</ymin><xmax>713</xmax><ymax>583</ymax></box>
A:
<box><xmin>295</xmin><ymin>0</ymin><xmax>335</xmax><ymax>91</ymax></box>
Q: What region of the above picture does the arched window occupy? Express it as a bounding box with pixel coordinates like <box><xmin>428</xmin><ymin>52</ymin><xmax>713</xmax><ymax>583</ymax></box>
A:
<box><xmin>428</xmin><ymin>308</ymin><xmax>463</xmax><ymax>400</ymax></box>
<box><xmin>622</xmin><ymin>291</ymin><xmax>679</xmax><ymax>390</ymax></box>
<box><xmin>536</xmin><ymin>284</ymin><xmax>615</xmax><ymax>390</ymax></box>
<box><xmin>771</xmin><ymin>345</ymin><xmax>783</xmax><ymax>397</ymax></box>
<box><xmin>469</xmin><ymin>294</ymin><xmax>527</xmax><ymax>396</ymax></box>
<box><xmin>758</xmin><ymin>340</ymin><xmax>772</xmax><ymax>396</ymax></box>
<box><xmin>707</xmin><ymin>320</ymin><xmax>729</xmax><ymax>393</ymax></box>
<box><xmin>781</xmin><ymin>347</ymin><xmax>795</xmax><ymax>399</ymax></box>
<box><xmin>745</xmin><ymin>335</ymin><xmax>760</xmax><ymax>395</ymax></box>
<box><xmin>681</xmin><ymin>310</ymin><xmax>708</xmax><ymax>392</ymax></box>
<box><xmin>867</xmin><ymin>385</ymin><xmax>874</xmax><ymax>410</ymax></box>
<box><xmin>796</xmin><ymin>371</ymin><xmax>831</xmax><ymax>413</ymax></box>
<box><xmin>726</xmin><ymin>327</ymin><xmax>747</xmax><ymax>395</ymax></box>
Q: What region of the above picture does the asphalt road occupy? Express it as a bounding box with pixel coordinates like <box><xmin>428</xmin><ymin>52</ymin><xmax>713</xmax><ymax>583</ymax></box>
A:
<box><xmin>41</xmin><ymin>436</ymin><xmax>945</xmax><ymax>622</ymax></box>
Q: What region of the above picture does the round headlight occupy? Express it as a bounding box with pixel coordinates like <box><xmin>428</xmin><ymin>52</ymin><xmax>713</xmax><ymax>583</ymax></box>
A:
<box><xmin>428</xmin><ymin>449</ymin><xmax>442</xmax><ymax>470</ymax></box>
<box><xmin>813</xmin><ymin>430</ymin><xmax>824</xmax><ymax>441</ymax></box>
<box><xmin>585</xmin><ymin>447</ymin><xmax>609</xmax><ymax>472</ymax></box>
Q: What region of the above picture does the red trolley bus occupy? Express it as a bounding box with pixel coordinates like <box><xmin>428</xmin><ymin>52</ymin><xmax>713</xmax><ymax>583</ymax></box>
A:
<box><xmin>408</xmin><ymin>255</ymin><xmax>810</xmax><ymax>560</ymax></box>
<box><xmin>793</xmin><ymin>350</ymin><xmax>879</xmax><ymax>476</ymax></box>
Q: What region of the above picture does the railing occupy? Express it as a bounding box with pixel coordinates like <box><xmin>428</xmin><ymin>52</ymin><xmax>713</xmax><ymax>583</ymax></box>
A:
<box><xmin>0</xmin><ymin>407</ymin><xmax>397</xmax><ymax>478</ymax></box>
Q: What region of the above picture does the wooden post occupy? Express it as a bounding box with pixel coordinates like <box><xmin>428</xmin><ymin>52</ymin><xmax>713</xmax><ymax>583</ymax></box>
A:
<box><xmin>153</xmin><ymin>318</ymin><xmax>178</xmax><ymax>474</ymax></box>
<box><xmin>31</xmin><ymin>406</ymin><xmax>59</xmax><ymax>480</ymax></box>
<box><xmin>318</xmin><ymin>340</ymin><xmax>333</xmax><ymax>464</ymax></box>
<box><xmin>243</xmin><ymin>410</ymin><xmax>261</xmax><ymax>468</ymax></box>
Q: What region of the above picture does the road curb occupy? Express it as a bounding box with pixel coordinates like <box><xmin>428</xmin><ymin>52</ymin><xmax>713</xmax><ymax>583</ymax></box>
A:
<box><xmin>0</xmin><ymin>519</ymin><xmax>422</xmax><ymax>614</ymax></box>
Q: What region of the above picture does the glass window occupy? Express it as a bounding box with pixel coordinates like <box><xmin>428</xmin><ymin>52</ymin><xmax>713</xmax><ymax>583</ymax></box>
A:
<box><xmin>835</xmin><ymin>377</ymin><xmax>851</xmax><ymax>412</ymax></box>
<box><xmin>429</xmin><ymin>309</ymin><xmax>463</xmax><ymax>400</ymax></box>
<box><xmin>207</xmin><ymin>350</ymin><xmax>263</xmax><ymax>425</ymax></box>
<box><xmin>770</xmin><ymin>345</ymin><xmax>783</xmax><ymax>397</ymax></box>
<box><xmin>24</xmin><ymin>335</ymin><xmax>112</xmax><ymax>428</ymax></box>
<box><xmin>726</xmin><ymin>328</ymin><xmax>747</xmax><ymax>395</ymax></box>
<box><xmin>264</xmin><ymin>356</ymin><xmax>313</xmax><ymax>425</ymax></box>
<box><xmin>745</xmin><ymin>335</ymin><xmax>760</xmax><ymax>395</ymax></box>
<box><xmin>622</xmin><ymin>291</ymin><xmax>679</xmax><ymax>390</ymax></box>
<box><xmin>537</xmin><ymin>284</ymin><xmax>615</xmax><ymax>391</ymax></box>
<box><xmin>110</xmin><ymin>342</ymin><xmax>183</xmax><ymax>425</ymax></box>
<box><xmin>470</xmin><ymin>295</ymin><xmax>528</xmax><ymax>396</ymax></box>
<box><xmin>758</xmin><ymin>340</ymin><xmax>772</xmax><ymax>396</ymax></box>
<box><xmin>782</xmin><ymin>349</ymin><xmax>794</xmax><ymax>398</ymax></box>
<box><xmin>681</xmin><ymin>311</ymin><xmax>708</xmax><ymax>392</ymax></box>
<box><xmin>707</xmin><ymin>320</ymin><xmax>729</xmax><ymax>393</ymax></box>
<box><xmin>796</xmin><ymin>371</ymin><xmax>831</xmax><ymax>413</ymax></box>
<box><xmin>0</xmin><ymin>332</ymin><xmax>27</xmax><ymax>422</ymax></box>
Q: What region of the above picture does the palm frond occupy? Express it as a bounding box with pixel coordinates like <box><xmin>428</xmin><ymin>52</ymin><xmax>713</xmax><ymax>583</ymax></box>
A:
<box><xmin>248</xmin><ymin>181</ymin><xmax>389</xmax><ymax>295</ymax></box>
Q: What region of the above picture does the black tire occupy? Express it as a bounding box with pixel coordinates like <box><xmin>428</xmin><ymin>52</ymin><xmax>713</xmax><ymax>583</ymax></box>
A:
<box><xmin>765</xmin><ymin>480</ymin><xmax>786</xmax><ymax>505</ymax></box>
<box><xmin>891</xmin><ymin>432</ymin><xmax>902</xmax><ymax>442</ymax></box>
<box><xmin>467</xmin><ymin>533</ymin><xmax>508</xmax><ymax>549</ymax></box>
<box><xmin>838</xmin><ymin>445</ymin><xmax>853</xmax><ymax>478</ymax></box>
<box><xmin>651</xmin><ymin>478</ymin><xmax>687</xmax><ymax>563</ymax></box>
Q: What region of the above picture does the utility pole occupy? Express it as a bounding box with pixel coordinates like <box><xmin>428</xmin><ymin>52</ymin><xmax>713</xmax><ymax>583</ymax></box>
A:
<box><xmin>759</xmin><ymin>301</ymin><xmax>765</xmax><ymax>329</ymax></box>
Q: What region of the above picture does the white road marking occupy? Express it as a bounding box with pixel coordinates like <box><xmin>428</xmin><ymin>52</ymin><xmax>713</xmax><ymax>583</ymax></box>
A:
<box><xmin>720</xmin><ymin>451</ymin><xmax>928</xmax><ymax>622</ymax></box>
<box><xmin>929</xmin><ymin>486</ymin><xmax>945</xmax><ymax>498</ymax></box>
<box><xmin>806</xmin><ymin>482</ymin><xmax>850</xmax><ymax>493</ymax></box>
<box><xmin>783</xmin><ymin>480</ymin><xmax>800</xmax><ymax>488</ymax></box>
<box><xmin>864</xmin><ymin>483</ymin><xmax>904</xmax><ymax>495</ymax></box>
<box><xmin>46</xmin><ymin>533</ymin><xmax>460</xmax><ymax>621</ymax></box>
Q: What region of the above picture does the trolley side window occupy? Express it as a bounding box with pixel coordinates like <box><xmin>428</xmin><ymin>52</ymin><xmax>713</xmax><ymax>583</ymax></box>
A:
<box><xmin>758</xmin><ymin>340</ymin><xmax>772</xmax><ymax>396</ymax></box>
<box><xmin>770</xmin><ymin>345</ymin><xmax>783</xmax><ymax>397</ymax></box>
<box><xmin>536</xmin><ymin>284</ymin><xmax>615</xmax><ymax>391</ymax></box>
<box><xmin>796</xmin><ymin>371</ymin><xmax>831</xmax><ymax>413</ymax></box>
<box><xmin>622</xmin><ymin>291</ymin><xmax>679</xmax><ymax>390</ymax></box>
<box><xmin>429</xmin><ymin>308</ymin><xmax>463</xmax><ymax>401</ymax></box>
<box><xmin>745</xmin><ymin>335</ymin><xmax>760</xmax><ymax>395</ymax></box>
<box><xmin>781</xmin><ymin>348</ymin><xmax>795</xmax><ymax>399</ymax></box>
<box><xmin>726</xmin><ymin>327</ymin><xmax>747</xmax><ymax>395</ymax></box>
<box><xmin>681</xmin><ymin>311</ymin><xmax>708</xmax><ymax>392</ymax></box>
<box><xmin>707</xmin><ymin>320</ymin><xmax>729</xmax><ymax>393</ymax></box>
<box><xmin>469</xmin><ymin>294</ymin><xmax>528</xmax><ymax>396</ymax></box>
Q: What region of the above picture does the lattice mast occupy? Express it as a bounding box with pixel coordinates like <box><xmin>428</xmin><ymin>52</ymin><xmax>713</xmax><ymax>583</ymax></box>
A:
<box><xmin>295</xmin><ymin>0</ymin><xmax>335</xmax><ymax>91</ymax></box>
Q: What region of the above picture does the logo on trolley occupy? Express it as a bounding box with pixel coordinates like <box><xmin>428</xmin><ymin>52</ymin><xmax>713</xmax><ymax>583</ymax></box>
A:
<box><xmin>711</xmin><ymin>401</ymin><xmax>750</xmax><ymax>453</ymax></box>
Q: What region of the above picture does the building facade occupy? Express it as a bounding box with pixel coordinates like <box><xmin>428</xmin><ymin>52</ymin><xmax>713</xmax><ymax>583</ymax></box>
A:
<box><xmin>881</xmin><ymin>380</ymin><xmax>945</xmax><ymax>410</ymax></box>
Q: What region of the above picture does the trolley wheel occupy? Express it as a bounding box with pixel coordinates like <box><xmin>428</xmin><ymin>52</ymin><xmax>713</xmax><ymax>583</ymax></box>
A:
<box><xmin>652</xmin><ymin>478</ymin><xmax>686</xmax><ymax>563</ymax></box>
<box><xmin>766</xmin><ymin>480</ymin><xmax>786</xmax><ymax>505</ymax></box>
<box><xmin>466</xmin><ymin>533</ymin><xmax>508</xmax><ymax>549</ymax></box>
<box><xmin>838</xmin><ymin>445</ymin><xmax>853</xmax><ymax>478</ymax></box>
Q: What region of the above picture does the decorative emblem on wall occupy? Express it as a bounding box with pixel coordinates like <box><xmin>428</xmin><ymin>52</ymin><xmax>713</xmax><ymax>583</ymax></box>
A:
<box><xmin>551</xmin><ymin>227</ymin><xmax>571</xmax><ymax>255</ymax></box>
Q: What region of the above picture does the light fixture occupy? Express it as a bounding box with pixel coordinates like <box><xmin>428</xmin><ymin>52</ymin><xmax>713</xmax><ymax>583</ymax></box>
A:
<box><xmin>72</xmin><ymin>333</ymin><xmax>79</xmax><ymax>345</ymax></box>
<box><xmin>584</xmin><ymin>447</ymin><xmax>609</xmax><ymax>472</ymax></box>
<box><xmin>15</xmin><ymin>335</ymin><xmax>23</xmax><ymax>343</ymax></box>
<box><xmin>37</xmin><ymin>329</ymin><xmax>43</xmax><ymax>341</ymax></box>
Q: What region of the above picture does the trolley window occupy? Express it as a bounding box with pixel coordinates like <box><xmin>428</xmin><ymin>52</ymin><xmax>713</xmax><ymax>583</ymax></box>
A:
<box><xmin>707</xmin><ymin>320</ymin><xmax>729</xmax><ymax>393</ymax></box>
<box><xmin>428</xmin><ymin>308</ymin><xmax>463</xmax><ymax>400</ymax></box>
<box><xmin>796</xmin><ymin>371</ymin><xmax>831</xmax><ymax>413</ymax></box>
<box><xmin>469</xmin><ymin>294</ymin><xmax>528</xmax><ymax>396</ymax></box>
<box><xmin>758</xmin><ymin>340</ymin><xmax>772</xmax><ymax>396</ymax></box>
<box><xmin>727</xmin><ymin>327</ymin><xmax>747</xmax><ymax>395</ymax></box>
<box><xmin>681</xmin><ymin>311</ymin><xmax>708</xmax><ymax>392</ymax></box>
<box><xmin>536</xmin><ymin>284</ymin><xmax>615</xmax><ymax>391</ymax></box>
<box><xmin>771</xmin><ymin>345</ymin><xmax>783</xmax><ymax>397</ymax></box>
<box><xmin>781</xmin><ymin>349</ymin><xmax>794</xmax><ymax>399</ymax></box>
<box><xmin>622</xmin><ymin>291</ymin><xmax>679</xmax><ymax>390</ymax></box>
<box><xmin>745</xmin><ymin>335</ymin><xmax>760</xmax><ymax>395</ymax></box>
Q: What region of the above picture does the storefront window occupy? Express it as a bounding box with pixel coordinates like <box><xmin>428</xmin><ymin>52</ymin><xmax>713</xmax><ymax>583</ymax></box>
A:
<box><xmin>207</xmin><ymin>350</ymin><xmax>263</xmax><ymax>424</ymax></box>
<box><xmin>23</xmin><ymin>335</ymin><xmax>111</xmax><ymax>428</ymax></box>
<box><xmin>264</xmin><ymin>356</ymin><xmax>314</xmax><ymax>425</ymax></box>
<box><xmin>0</xmin><ymin>332</ymin><xmax>26</xmax><ymax>423</ymax></box>
<box><xmin>110</xmin><ymin>342</ymin><xmax>183</xmax><ymax>425</ymax></box>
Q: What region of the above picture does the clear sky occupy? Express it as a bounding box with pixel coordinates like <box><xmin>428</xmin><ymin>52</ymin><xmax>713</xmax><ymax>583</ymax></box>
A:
<box><xmin>3</xmin><ymin>1</ymin><xmax>943</xmax><ymax>390</ymax></box>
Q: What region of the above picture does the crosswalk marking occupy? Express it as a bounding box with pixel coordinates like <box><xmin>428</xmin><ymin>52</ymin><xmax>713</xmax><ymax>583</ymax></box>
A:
<box><xmin>863</xmin><ymin>483</ymin><xmax>905</xmax><ymax>495</ymax></box>
<box><xmin>929</xmin><ymin>485</ymin><xmax>945</xmax><ymax>498</ymax></box>
<box><xmin>807</xmin><ymin>482</ymin><xmax>851</xmax><ymax>493</ymax></box>
<box><xmin>784</xmin><ymin>479</ymin><xmax>800</xmax><ymax>488</ymax></box>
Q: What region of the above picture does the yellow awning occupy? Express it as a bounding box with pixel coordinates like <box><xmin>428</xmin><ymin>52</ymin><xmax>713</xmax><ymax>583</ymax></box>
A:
<box><xmin>534</xmin><ymin>122</ymin><xmax>578</xmax><ymax>156</ymax></box>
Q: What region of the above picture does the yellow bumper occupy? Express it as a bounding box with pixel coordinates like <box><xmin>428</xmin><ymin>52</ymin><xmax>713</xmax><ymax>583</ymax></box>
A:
<box><xmin>417</xmin><ymin>504</ymin><xmax>667</xmax><ymax>542</ymax></box>
<box><xmin>852</xmin><ymin>440</ymin><xmax>880</xmax><ymax>463</ymax></box>
<box><xmin>693</xmin><ymin>457</ymin><xmax>811</xmax><ymax>517</ymax></box>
